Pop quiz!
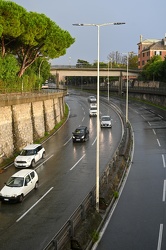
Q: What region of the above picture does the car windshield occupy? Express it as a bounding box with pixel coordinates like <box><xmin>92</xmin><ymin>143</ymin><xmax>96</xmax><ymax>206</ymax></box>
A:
<box><xmin>75</xmin><ymin>129</ymin><xmax>84</xmax><ymax>133</ymax></box>
<box><xmin>102</xmin><ymin>117</ymin><xmax>110</xmax><ymax>121</ymax></box>
<box><xmin>20</xmin><ymin>149</ymin><xmax>35</xmax><ymax>156</ymax></box>
<box><xmin>6</xmin><ymin>177</ymin><xmax>24</xmax><ymax>187</ymax></box>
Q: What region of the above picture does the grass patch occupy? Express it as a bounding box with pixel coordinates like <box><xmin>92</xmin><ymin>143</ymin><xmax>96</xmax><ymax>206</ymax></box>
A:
<box><xmin>114</xmin><ymin>191</ymin><xmax>119</xmax><ymax>199</ymax></box>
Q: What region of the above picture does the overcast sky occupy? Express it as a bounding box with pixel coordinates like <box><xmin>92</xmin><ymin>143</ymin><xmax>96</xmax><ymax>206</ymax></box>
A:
<box><xmin>13</xmin><ymin>0</ymin><xmax>166</xmax><ymax>66</ymax></box>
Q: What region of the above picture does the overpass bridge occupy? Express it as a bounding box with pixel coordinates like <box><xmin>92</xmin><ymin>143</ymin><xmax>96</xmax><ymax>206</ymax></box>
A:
<box><xmin>50</xmin><ymin>66</ymin><xmax>141</xmax><ymax>94</ymax></box>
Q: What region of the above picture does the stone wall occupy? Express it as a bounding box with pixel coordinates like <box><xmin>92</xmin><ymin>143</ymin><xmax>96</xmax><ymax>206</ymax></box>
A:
<box><xmin>0</xmin><ymin>91</ymin><xmax>66</xmax><ymax>164</ymax></box>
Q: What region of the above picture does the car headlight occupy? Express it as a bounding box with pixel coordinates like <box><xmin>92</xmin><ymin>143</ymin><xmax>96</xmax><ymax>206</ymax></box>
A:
<box><xmin>72</xmin><ymin>135</ymin><xmax>75</xmax><ymax>139</ymax></box>
<box><xmin>81</xmin><ymin>135</ymin><xmax>85</xmax><ymax>139</ymax></box>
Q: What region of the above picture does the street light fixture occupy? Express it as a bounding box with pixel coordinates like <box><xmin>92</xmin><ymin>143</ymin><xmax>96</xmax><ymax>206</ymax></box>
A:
<box><xmin>73</xmin><ymin>22</ymin><xmax>125</xmax><ymax>212</ymax></box>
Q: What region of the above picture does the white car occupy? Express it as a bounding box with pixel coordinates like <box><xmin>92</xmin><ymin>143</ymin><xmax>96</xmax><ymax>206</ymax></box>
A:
<box><xmin>89</xmin><ymin>106</ymin><xmax>97</xmax><ymax>117</ymax></box>
<box><xmin>14</xmin><ymin>144</ymin><xmax>45</xmax><ymax>168</ymax></box>
<box><xmin>90</xmin><ymin>103</ymin><xmax>97</xmax><ymax>108</ymax></box>
<box><xmin>100</xmin><ymin>115</ymin><xmax>112</xmax><ymax>128</ymax></box>
<box><xmin>88</xmin><ymin>96</ymin><xmax>97</xmax><ymax>103</ymax></box>
<box><xmin>0</xmin><ymin>169</ymin><xmax>39</xmax><ymax>203</ymax></box>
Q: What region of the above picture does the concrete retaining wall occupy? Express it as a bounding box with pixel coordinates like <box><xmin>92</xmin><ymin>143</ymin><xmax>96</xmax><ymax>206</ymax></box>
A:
<box><xmin>0</xmin><ymin>91</ymin><xmax>65</xmax><ymax>163</ymax></box>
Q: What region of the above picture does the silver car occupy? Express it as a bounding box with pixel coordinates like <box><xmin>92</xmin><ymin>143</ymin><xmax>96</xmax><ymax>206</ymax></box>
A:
<box><xmin>100</xmin><ymin>115</ymin><xmax>112</xmax><ymax>128</ymax></box>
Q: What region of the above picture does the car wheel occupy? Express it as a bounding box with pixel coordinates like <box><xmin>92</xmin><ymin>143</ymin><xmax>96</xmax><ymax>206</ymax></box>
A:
<box><xmin>34</xmin><ymin>181</ymin><xmax>39</xmax><ymax>189</ymax></box>
<box><xmin>19</xmin><ymin>194</ymin><xmax>24</xmax><ymax>203</ymax></box>
<box><xmin>42</xmin><ymin>152</ymin><xmax>46</xmax><ymax>159</ymax></box>
<box><xmin>31</xmin><ymin>160</ymin><xmax>35</xmax><ymax>168</ymax></box>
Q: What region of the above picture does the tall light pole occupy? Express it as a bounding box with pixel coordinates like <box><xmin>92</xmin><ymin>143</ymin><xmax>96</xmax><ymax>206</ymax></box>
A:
<box><xmin>73</xmin><ymin>22</ymin><xmax>125</xmax><ymax>212</ymax></box>
<box><xmin>126</xmin><ymin>53</ymin><xmax>129</xmax><ymax>123</ymax></box>
<box><xmin>122</xmin><ymin>51</ymin><xmax>136</xmax><ymax>123</ymax></box>
<box><xmin>39</xmin><ymin>59</ymin><xmax>44</xmax><ymax>79</ymax></box>
<box><xmin>107</xmin><ymin>60</ymin><xmax>110</xmax><ymax>101</ymax></box>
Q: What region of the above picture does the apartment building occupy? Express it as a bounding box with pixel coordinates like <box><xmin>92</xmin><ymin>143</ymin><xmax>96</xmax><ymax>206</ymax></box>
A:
<box><xmin>137</xmin><ymin>34</ymin><xmax>166</xmax><ymax>69</ymax></box>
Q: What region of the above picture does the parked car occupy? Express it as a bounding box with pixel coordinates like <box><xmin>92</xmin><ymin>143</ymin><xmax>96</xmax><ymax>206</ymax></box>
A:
<box><xmin>100</xmin><ymin>115</ymin><xmax>112</xmax><ymax>128</ymax></box>
<box><xmin>14</xmin><ymin>144</ymin><xmax>45</xmax><ymax>168</ymax></box>
<box><xmin>0</xmin><ymin>169</ymin><xmax>39</xmax><ymax>203</ymax></box>
<box><xmin>88</xmin><ymin>96</ymin><xmax>97</xmax><ymax>103</ymax></box>
<box><xmin>72</xmin><ymin>126</ymin><xmax>89</xmax><ymax>142</ymax></box>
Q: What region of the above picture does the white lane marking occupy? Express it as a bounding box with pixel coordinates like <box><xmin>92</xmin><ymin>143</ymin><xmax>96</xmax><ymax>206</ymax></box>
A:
<box><xmin>162</xmin><ymin>180</ymin><xmax>166</xmax><ymax>202</ymax></box>
<box><xmin>70</xmin><ymin>154</ymin><xmax>86</xmax><ymax>171</ymax></box>
<box><xmin>162</xmin><ymin>154</ymin><xmax>166</xmax><ymax>168</ymax></box>
<box><xmin>157</xmin><ymin>139</ymin><xmax>161</xmax><ymax>147</ymax></box>
<box><xmin>92</xmin><ymin>137</ymin><xmax>97</xmax><ymax>146</ymax></box>
<box><xmin>16</xmin><ymin>187</ymin><xmax>54</xmax><ymax>222</ymax></box>
<box><xmin>35</xmin><ymin>154</ymin><xmax>54</xmax><ymax>170</ymax></box>
<box><xmin>148</xmin><ymin>121</ymin><xmax>151</xmax><ymax>126</ymax></box>
<box><xmin>63</xmin><ymin>137</ymin><xmax>72</xmax><ymax>146</ymax></box>
<box><xmin>4</xmin><ymin>163</ymin><xmax>13</xmax><ymax>170</ymax></box>
<box><xmin>82</xmin><ymin>117</ymin><xmax>85</xmax><ymax>122</ymax></box>
<box><xmin>157</xmin><ymin>224</ymin><xmax>163</xmax><ymax>250</ymax></box>
<box><xmin>158</xmin><ymin>115</ymin><xmax>163</xmax><ymax>119</ymax></box>
<box><xmin>153</xmin><ymin>129</ymin><xmax>156</xmax><ymax>135</ymax></box>
<box><xmin>141</xmin><ymin>115</ymin><xmax>146</xmax><ymax>119</ymax></box>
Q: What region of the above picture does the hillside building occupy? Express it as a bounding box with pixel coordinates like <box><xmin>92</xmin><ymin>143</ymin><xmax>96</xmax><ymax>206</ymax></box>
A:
<box><xmin>137</xmin><ymin>34</ymin><xmax>166</xmax><ymax>69</ymax></box>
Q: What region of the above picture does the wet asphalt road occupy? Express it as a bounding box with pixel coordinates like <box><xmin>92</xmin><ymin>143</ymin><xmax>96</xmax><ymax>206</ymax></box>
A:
<box><xmin>94</xmin><ymin>99</ymin><xmax>166</xmax><ymax>250</ymax></box>
<box><xmin>0</xmin><ymin>92</ymin><xmax>122</xmax><ymax>250</ymax></box>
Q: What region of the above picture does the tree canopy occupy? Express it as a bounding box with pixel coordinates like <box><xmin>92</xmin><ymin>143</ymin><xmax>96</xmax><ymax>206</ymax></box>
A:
<box><xmin>0</xmin><ymin>0</ymin><xmax>75</xmax><ymax>77</ymax></box>
<box><xmin>141</xmin><ymin>55</ymin><xmax>166</xmax><ymax>81</ymax></box>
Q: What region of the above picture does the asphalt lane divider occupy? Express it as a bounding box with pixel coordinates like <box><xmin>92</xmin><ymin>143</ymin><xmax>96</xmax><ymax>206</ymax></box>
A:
<box><xmin>16</xmin><ymin>187</ymin><xmax>54</xmax><ymax>222</ymax></box>
<box><xmin>70</xmin><ymin>154</ymin><xmax>86</xmax><ymax>171</ymax></box>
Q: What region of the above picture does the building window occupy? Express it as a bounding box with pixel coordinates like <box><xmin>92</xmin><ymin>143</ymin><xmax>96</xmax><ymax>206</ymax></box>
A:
<box><xmin>155</xmin><ymin>51</ymin><xmax>162</xmax><ymax>56</ymax></box>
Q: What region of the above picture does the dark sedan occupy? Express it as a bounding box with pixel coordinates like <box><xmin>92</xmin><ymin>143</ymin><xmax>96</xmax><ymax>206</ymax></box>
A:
<box><xmin>72</xmin><ymin>126</ymin><xmax>89</xmax><ymax>142</ymax></box>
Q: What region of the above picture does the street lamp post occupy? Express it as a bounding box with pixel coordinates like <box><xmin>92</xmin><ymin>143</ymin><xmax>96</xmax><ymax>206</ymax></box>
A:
<box><xmin>38</xmin><ymin>59</ymin><xmax>44</xmax><ymax>90</ymax></box>
<box><xmin>126</xmin><ymin>53</ymin><xmax>129</xmax><ymax>123</ymax></box>
<box><xmin>73</xmin><ymin>22</ymin><xmax>125</xmax><ymax>212</ymax></box>
<box><xmin>107</xmin><ymin>61</ymin><xmax>109</xmax><ymax>101</ymax></box>
<box><xmin>39</xmin><ymin>60</ymin><xmax>44</xmax><ymax>79</ymax></box>
<box><xmin>122</xmin><ymin>52</ymin><xmax>135</xmax><ymax>123</ymax></box>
